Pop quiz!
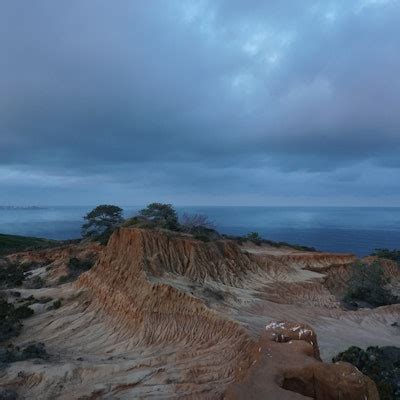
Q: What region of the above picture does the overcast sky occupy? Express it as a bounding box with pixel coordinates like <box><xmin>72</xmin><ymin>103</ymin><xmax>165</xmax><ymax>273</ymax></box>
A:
<box><xmin>1</xmin><ymin>0</ymin><xmax>400</xmax><ymax>206</ymax></box>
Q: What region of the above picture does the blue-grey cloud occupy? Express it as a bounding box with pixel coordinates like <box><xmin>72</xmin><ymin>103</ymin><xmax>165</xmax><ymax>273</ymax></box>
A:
<box><xmin>0</xmin><ymin>0</ymin><xmax>399</xmax><ymax>205</ymax></box>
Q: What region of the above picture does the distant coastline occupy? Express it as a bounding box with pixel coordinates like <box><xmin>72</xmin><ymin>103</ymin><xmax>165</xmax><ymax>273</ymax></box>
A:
<box><xmin>0</xmin><ymin>206</ymin><xmax>47</xmax><ymax>210</ymax></box>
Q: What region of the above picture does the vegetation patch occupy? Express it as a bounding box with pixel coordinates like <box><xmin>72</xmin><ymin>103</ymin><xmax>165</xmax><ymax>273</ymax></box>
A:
<box><xmin>58</xmin><ymin>274</ymin><xmax>72</xmax><ymax>284</ymax></box>
<box><xmin>224</xmin><ymin>233</ymin><xmax>317</xmax><ymax>252</ymax></box>
<box><xmin>24</xmin><ymin>275</ymin><xmax>45</xmax><ymax>289</ymax></box>
<box><xmin>202</xmin><ymin>287</ymin><xmax>225</xmax><ymax>301</ymax></box>
<box><xmin>47</xmin><ymin>299</ymin><xmax>62</xmax><ymax>310</ymax></box>
<box><xmin>36</xmin><ymin>296</ymin><xmax>52</xmax><ymax>304</ymax></box>
<box><xmin>138</xmin><ymin>203</ymin><xmax>179</xmax><ymax>231</ymax></box>
<box><xmin>13</xmin><ymin>304</ymin><xmax>34</xmax><ymax>319</ymax></box>
<box><xmin>0</xmin><ymin>263</ymin><xmax>25</xmax><ymax>288</ymax></box>
<box><xmin>0</xmin><ymin>296</ymin><xmax>34</xmax><ymax>343</ymax></box>
<box><xmin>0</xmin><ymin>388</ymin><xmax>18</xmax><ymax>400</ymax></box>
<box><xmin>344</xmin><ymin>261</ymin><xmax>398</xmax><ymax>307</ymax></box>
<box><xmin>122</xmin><ymin>216</ymin><xmax>158</xmax><ymax>229</ymax></box>
<box><xmin>0</xmin><ymin>233</ymin><xmax>57</xmax><ymax>256</ymax></box>
<box><xmin>16</xmin><ymin>295</ymin><xmax>35</xmax><ymax>306</ymax></box>
<box><xmin>68</xmin><ymin>257</ymin><xmax>94</xmax><ymax>272</ymax></box>
<box><xmin>333</xmin><ymin>346</ymin><xmax>400</xmax><ymax>400</ymax></box>
<box><xmin>57</xmin><ymin>256</ymin><xmax>95</xmax><ymax>284</ymax></box>
<box><xmin>372</xmin><ymin>248</ymin><xmax>400</xmax><ymax>264</ymax></box>
<box><xmin>246</xmin><ymin>232</ymin><xmax>263</xmax><ymax>245</ymax></box>
<box><xmin>0</xmin><ymin>342</ymin><xmax>48</xmax><ymax>364</ymax></box>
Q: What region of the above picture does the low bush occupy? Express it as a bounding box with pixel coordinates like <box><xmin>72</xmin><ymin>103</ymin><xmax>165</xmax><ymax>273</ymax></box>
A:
<box><xmin>122</xmin><ymin>216</ymin><xmax>158</xmax><ymax>229</ymax></box>
<box><xmin>0</xmin><ymin>389</ymin><xmax>18</xmax><ymax>400</ymax></box>
<box><xmin>0</xmin><ymin>263</ymin><xmax>25</xmax><ymax>288</ymax></box>
<box><xmin>333</xmin><ymin>346</ymin><xmax>400</xmax><ymax>399</ymax></box>
<box><xmin>20</xmin><ymin>261</ymin><xmax>44</xmax><ymax>272</ymax></box>
<box><xmin>56</xmin><ymin>257</ymin><xmax>95</xmax><ymax>284</ymax></box>
<box><xmin>0</xmin><ymin>342</ymin><xmax>48</xmax><ymax>364</ymax></box>
<box><xmin>372</xmin><ymin>248</ymin><xmax>400</xmax><ymax>264</ymax></box>
<box><xmin>58</xmin><ymin>275</ymin><xmax>72</xmax><ymax>284</ymax></box>
<box><xmin>0</xmin><ymin>233</ymin><xmax>57</xmax><ymax>256</ymax></box>
<box><xmin>193</xmin><ymin>233</ymin><xmax>211</xmax><ymax>242</ymax></box>
<box><xmin>0</xmin><ymin>295</ymin><xmax>34</xmax><ymax>343</ymax></box>
<box><xmin>202</xmin><ymin>287</ymin><xmax>225</xmax><ymax>301</ymax></box>
<box><xmin>224</xmin><ymin>234</ymin><xmax>316</xmax><ymax>251</ymax></box>
<box><xmin>13</xmin><ymin>304</ymin><xmax>34</xmax><ymax>319</ymax></box>
<box><xmin>20</xmin><ymin>342</ymin><xmax>48</xmax><ymax>360</ymax></box>
<box><xmin>16</xmin><ymin>295</ymin><xmax>35</xmax><ymax>305</ymax></box>
<box><xmin>191</xmin><ymin>226</ymin><xmax>220</xmax><ymax>242</ymax></box>
<box><xmin>36</xmin><ymin>297</ymin><xmax>52</xmax><ymax>304</ymax></box>
<box><xmin>246</xmin><ymin>232</ymin><xmax>263</xmax><ymax>245</ymax></box>
<box><xmin>24</xmin><ymin>275</ymin><xmax>45</xmax><ymax>289</ymax></box>
<box><xmin>0</xmin><ymin>298</ymin><xmax>22</xmax><ymax>342</ymax></box>
<box><xmin>47</xmin><ymin>299</ymin><xmax>62</xmax><ymax>310</ymax></box>
<box><xmin>68</xmin><ymin>257</ymin><xmax>93</xmax><ymax>272</ymax></box>
<box><xmin>344</xmin><ymin>261</ymin><xmax>398</xmax><ymax>307</ymax></box>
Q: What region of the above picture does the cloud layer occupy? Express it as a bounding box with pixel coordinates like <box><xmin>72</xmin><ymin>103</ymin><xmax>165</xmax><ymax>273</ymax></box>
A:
<box><xmin>1</xmin><ymin>0</ymin><xmax>399</xmax><ymax>205</ymax></box>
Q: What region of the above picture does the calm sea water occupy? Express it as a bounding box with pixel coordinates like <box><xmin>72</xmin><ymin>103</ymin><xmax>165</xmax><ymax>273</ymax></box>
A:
<box><xmin>0</xmin><ymin>206</ymin><xmax>399</xmax><ymax>257</ymax></box>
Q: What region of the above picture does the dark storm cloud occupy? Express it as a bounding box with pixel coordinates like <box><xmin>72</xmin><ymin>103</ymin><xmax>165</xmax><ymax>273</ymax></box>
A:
<box><xmin>0</xmin><ymin>0</ymin><xmax>399</xmax><ymax>204</ymax></box>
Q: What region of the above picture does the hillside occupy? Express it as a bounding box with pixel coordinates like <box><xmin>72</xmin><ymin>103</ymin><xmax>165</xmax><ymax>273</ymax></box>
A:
<box><xmin>0</xmin><ymin>233</ymin><xmax>58</xmax><ymax>256</ymax></box>
<box><xmin>0</xmin><ymin>228</ymin><xmax>398</xmax><ymax>399</ymax></box>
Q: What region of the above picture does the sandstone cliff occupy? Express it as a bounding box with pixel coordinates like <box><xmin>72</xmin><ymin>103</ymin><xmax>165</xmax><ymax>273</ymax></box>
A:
<box><xmin>0</xmin><ymin>228</ymin><xmax>398</xmax><ymax>399</ymax></box>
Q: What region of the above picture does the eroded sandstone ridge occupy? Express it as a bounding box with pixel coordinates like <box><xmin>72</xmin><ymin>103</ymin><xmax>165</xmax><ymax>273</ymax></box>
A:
<box><xmin>0</xmin><ymin>228</ymin><xmax>399</xmax><ymax>399</ymax></box>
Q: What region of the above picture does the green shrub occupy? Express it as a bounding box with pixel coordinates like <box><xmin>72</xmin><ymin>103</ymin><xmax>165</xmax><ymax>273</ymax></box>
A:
<box><xmin>0</xmin><ymin>389</ymin><xmax>18</xmax><ymax>400</ymax></box>
<box><xmin>193</xmin><ymin>234</ymin><xmax>211</xmax><ymax>242</ymax></box>
<box><xmin>25</xmin><ymin>275</ymin><xmax>45</xmax><ymax>289</ymax></box>
<box><xmin>0</xmin><ymin>297</ymin><xmax>22</xmax><ymax>342</ymax></box>
<box><xmin>122</xmin><ymin>216</ymin><xmax>157</xmax><ymax>229</ymax></box>
<box><xmin>0</xmin><ymin>342</ymin><xmax>48</xmax><ymax>364</ymax></box>
<box><xmin>50</xmin><ymin>299</ymin><xmax>62</xmax><ymax>310</ymax></box>
<box><xmin>36</xmin><ymin>297</ymin><xmax>52</xmax><ymax>304</ymax></box>
<box><xmin>0</xmin><ymin>233</ymin><xmax>57</xmax><ymax>256</ymax></box>
<box><xmin>57</xmin><ymin>257</ymin><xmax>95</xmax><ymax>283</ymax></box>
<box><xmin>20</xmin><ymin>261</ymin><xmax>43</xmax><ymax>272</ymax></box>
<box><xmin>0</xmin><ymin>263</ymin><xmax>25</xmax><ymax>288</ymax></box>
<box><xmin>14</xmin><ymin>304</ymin><xmax>34</xmax><ymax>319</ymax></box>
<box><xmin>224</xmin><ymin>234</ymin><xmax>316</xmax><ymax>251</ymax></box>
<box><xmin>68</xmin><ymin>257</ymin><xmax>93</xmax><ymax>272</ymax></box>
<box><xmin>138</xmin><ymin>203</ymin><xmax>179</xmax><ymax>231</ymax></box>
<box><xmin>344</xmin><ymin>261</ymin><xmax>398</xmax><ymax>307</ymax></box>
<box><xmin>372</xmin><ymin>248</ymin><xmax>400</xmax><ymax>263</ymax></box>
<box><xmin>246</xmin><ymin>232</ymin><xmax>263</xmax><ymax>245</ymax></box>
<box><xmin>58</xmin><ymin>275</ymin><xmax>72</xmax><ymax>284</ymax></box>
<box><xmin>16</xmin><ymin>295</ymin><xmax>35</xmax><ymax>305</ymax></box>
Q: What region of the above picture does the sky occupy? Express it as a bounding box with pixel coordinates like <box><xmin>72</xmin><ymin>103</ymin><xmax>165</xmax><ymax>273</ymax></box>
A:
<box><xmin>1</xmin><ymin>0</ymin><xmax>400</xmax><ymax>206</ymax></box>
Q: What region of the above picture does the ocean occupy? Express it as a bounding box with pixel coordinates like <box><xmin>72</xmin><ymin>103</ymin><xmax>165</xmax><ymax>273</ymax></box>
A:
<box><xmin>0</xmin><ymin>206</ymin><xmax>399</xmax><ymax>257</ymax></box>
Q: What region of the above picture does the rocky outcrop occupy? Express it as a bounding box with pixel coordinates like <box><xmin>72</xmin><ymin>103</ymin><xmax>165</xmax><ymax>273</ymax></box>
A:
<box><xmin>265</xmin><ymin>321</ymin><xmax>321</xmax><ymax>359</ymax></box>
<box><xmin>226</xmin><ymin>321</ymin><xmax>379</xmax><ymax>400</ymax></box>
<box><xmin>282</xmin><ymin>362</ymin><xmax>379</xmax><ymax>400</ymax></box>
<box><xmin>1</xmin><ymin>228</ymin><xmax>394</xmax><ymax>399</ymax></box>
<box><xmin>77</xmin><ymin>229</ymin><xmax>253</xmax><ymax>347</ymax></box>
<box><xmin>75</xmin><ymin>228</ymin><xmax>255</xmax><ymax>397</ymax></box>
<box><xmin>75</xmin><ymin>229</ymin><xmax>380</xmax><ymax>398</ymax></box>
